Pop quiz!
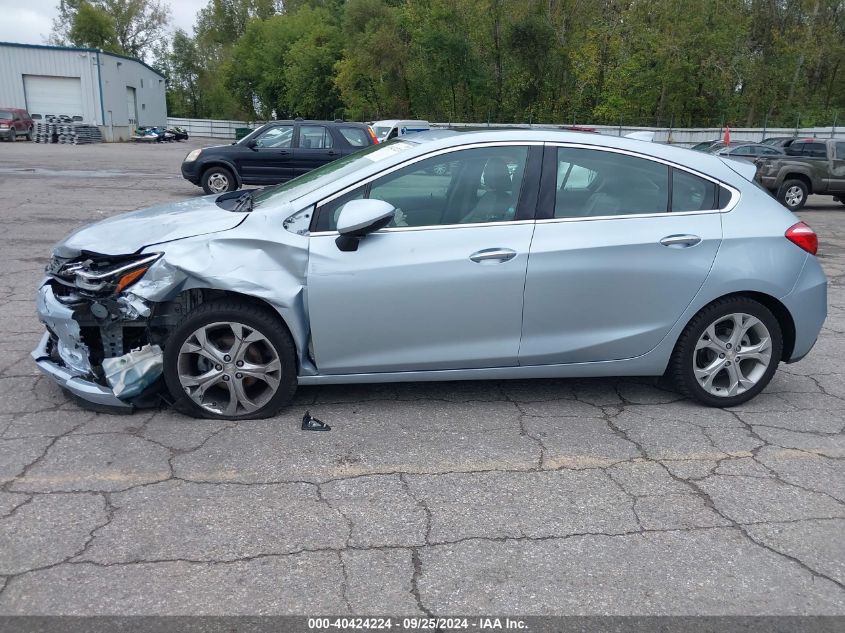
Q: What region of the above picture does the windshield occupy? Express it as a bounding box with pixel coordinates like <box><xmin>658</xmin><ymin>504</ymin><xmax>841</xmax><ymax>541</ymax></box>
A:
<box><xmin>253</xmin><ymin>139</ymin><xmax>417</xmax><ymax>207</ymax></box>
<box><xmin>0</xmin><ymin>112</ymin><xmax>13</xmax><ymax>120</ymax></box>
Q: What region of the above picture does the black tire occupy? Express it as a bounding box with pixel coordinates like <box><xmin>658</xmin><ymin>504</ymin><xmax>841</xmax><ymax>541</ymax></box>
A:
<box><xmin>162</xmin><ymin>299</ymin><xmax>298</xmax><ymax>420</ymax></box>
<box><xmin>8</xmin><ymin>129</ymin><xmax>15</xmax><ymax>143</ymax></box>
<box><xmin>669</xmin><ymin>296</ymin><xmax>783</xmax><ymax>407</ymax></box>
<box><xmin>201</xmin><ymin>166</ymin><xmax>238</xmax><ymax>195</ymax></box>
<box><xmin>776</xmin><ymin>178</ymin><xmax>809</xmax><ymax>211</ymax></box>
<box><xmin>25</xmin><ymin>127</ymin><xmax>32</xmax><ymax>141</ymax></box>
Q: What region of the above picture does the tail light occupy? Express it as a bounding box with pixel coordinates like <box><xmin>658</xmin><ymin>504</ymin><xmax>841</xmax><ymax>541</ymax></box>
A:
<box><xmin>785</xmin><ymin>221</ymin><xmax>818</xmax><ymax>255</ymax></box>
<box><xmin>367</xmin><ymin>126</ymin><xmax>379</xmax><ymax>144</ymax></box>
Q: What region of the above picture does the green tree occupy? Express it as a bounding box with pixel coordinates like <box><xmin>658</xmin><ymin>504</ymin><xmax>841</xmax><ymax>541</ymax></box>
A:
<box><xmin>68</xmin><ymin>1</ymin><xmax>119</xmax><ymax>51</ymax></box>
<box><xmin>51</xmin><ymin>0</ymin><xmax>169</xmax><ymax>60</ymax></box>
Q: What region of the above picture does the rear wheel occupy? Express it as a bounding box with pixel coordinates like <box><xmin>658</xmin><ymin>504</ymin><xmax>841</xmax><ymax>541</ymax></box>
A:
<box><xmin>776</xmin><ymin>179</ymin><xmax>808</xmax><ymax>210</ymax></box>
<box><xmin>163</xmin><ymin>299</ymin><xmax>298</xmax><ymax>420</ymax></box>
<box><xmin>25</xmin><ymin>127</ymin><xmax>33</xmax><ymax>141</ymax></box>
<box><xmin>670</xmin><ymin>297</ymin><xmax>783</xmax><ymax>407</ymax></box>
<box><xmin>201</xmin><ymin>166</ymin><xmax>237</xmax><ymax>195</ymax></box>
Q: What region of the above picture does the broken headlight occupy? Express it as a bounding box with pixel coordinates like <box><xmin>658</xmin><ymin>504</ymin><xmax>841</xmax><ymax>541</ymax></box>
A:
<box><xmin>52</xmin><ymin>253</ymin><xmax>162</xmax><ymax>295</ymax></box>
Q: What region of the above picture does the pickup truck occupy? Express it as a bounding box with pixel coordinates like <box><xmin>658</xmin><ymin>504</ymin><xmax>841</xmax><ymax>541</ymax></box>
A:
<box><xmin>755</xmin><ymin>138</ymin><xmax>845</xmax><ymax>210</ymax></box>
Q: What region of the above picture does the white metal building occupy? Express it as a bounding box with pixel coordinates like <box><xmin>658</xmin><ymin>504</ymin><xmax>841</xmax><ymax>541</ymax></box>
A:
<box><xmin>0</xmin><ymin>41</ymin><xmax>167</xmax><ymax>141</ymax></box>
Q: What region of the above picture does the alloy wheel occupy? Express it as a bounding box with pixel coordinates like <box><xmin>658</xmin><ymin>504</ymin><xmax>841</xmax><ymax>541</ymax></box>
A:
<box><xmin>784</xmin><ymin>185</ymin><xmax>804</xmax><ymax>208</ymax></box>
<box><xmin>177</xmin><ymin>321</ymin><xmax>282</xmax><ymax>416</ymax></box>
<box><xmin>693</xmin><ymin>312</ymin><xmax>772</xmax><ymax>397</ymax></box>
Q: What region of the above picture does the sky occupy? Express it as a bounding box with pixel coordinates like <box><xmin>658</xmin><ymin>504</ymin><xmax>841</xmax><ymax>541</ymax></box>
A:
<box><xmin>0</xmin><ymin>0</ymin><xmax>207</xmax><ymax>47</ymax></box>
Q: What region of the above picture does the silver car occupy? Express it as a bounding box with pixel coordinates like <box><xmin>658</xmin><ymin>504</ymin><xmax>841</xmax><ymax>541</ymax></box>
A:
<box><xmin>33</xmin><ymin>130</ymin><xmax>827</xmax><ymax>419</ymax></box>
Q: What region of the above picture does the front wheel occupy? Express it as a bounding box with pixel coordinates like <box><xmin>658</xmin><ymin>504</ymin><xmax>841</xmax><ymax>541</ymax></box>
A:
<box><xmin>8</xmin><ymin>130</ymin><xmax>15</xmax><ymax>143</ymax></box>
<box><xmin>777</xmin><ymin>179</ymin><xmax>808</xmax><ymax>210</ymax></box>
<box><xmin>201</xmin><ymin>166</ymin><xmax>237</xmax><ymax>195</ymax></box>
<box><xmin>669</xmin><ymin>297</ymin><xmax>783</xmax><ymax>407</ymax></box>
<box><xmin>163</xmin><ymin>300</ymin><xmax>298</xmax><ymax>419</ymax></box>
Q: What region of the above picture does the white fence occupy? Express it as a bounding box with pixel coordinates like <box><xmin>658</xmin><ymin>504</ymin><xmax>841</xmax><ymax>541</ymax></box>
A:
<box><xmin>168</xmin><ymin>117</ymin><xmax>845</xmax><ymax>145</ymax></box>
<box><xmin>438</xmin><ymin>123</ymin><xmax>845</xmax><ymax>145</ymax></box>
<box><xmin>166</xmin><ymin>117</ymin><xmax>261</xmax><ymax>139</ymax></box>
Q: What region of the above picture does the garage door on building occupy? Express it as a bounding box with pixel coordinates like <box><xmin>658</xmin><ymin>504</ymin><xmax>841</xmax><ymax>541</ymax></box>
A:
<box><xmin>126</xmin><ymin>86</ymin><xmax>137</xmax><ymax>126</ymax></box>
<box><xmin>23</xmin><ymin>75</ymin><xmax>84</xmax><ymax>119</ymax></box>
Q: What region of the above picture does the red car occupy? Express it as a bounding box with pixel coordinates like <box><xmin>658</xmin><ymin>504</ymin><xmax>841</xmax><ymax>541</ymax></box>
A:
<box><xmin>0</xmin><ymin>108</ymin><xmax>33</xmax><ymax>142</ymax></box>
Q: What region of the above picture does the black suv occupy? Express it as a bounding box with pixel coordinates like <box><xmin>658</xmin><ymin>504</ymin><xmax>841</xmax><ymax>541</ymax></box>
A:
<box><xmin>181</xmin><ymin>120</ymin><xmax>377</xmax><ymax>194</ymax></box>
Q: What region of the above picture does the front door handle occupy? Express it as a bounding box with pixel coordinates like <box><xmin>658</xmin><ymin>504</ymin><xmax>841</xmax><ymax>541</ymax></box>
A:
<box><xmin>660</xmin><ymin>234</ymin><xmax>701</xmax><ymax>248</ymax></box>
<box><xmin>469</xmin><ymin>248</ymin><xmax>517</xmax><ymax>263</ymax></box>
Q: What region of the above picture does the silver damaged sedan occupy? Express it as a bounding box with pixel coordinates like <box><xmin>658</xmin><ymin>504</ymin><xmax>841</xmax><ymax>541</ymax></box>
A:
<box><xmin>33</xmin><ymin>130</ymin><xmax>827</xmax><ymax>419</ymax></box>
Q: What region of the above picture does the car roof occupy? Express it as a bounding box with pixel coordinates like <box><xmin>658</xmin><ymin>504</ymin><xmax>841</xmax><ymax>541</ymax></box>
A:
<box><xmin>403</xmin><ymin>129</ymin><xmax>750</xmax><ymax>168</ymax></box>
<box><xmin>264</xmin><ymin>119</ymin><xmax>368</xmax><ymax>127</ymax></box>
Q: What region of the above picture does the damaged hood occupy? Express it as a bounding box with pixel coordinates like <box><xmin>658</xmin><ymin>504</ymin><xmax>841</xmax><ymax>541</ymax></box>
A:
<box><xmin>54</xmin><ymin>196</ymin><xmax>247</xmax><ymax>257</ymax></box>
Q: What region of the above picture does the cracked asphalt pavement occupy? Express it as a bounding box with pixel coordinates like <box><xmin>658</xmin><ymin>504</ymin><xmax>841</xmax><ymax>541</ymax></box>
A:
<box><xmin>0</xmin><ymin>141</ymin><xmax>843</xmax><ymax>615</ymax></box>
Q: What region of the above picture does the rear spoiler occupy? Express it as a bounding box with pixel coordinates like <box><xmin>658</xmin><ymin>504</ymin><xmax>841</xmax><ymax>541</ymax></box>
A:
<box><xmin>719</xmin><ymin>157</ymin><xmax>758</xmax><ymax>181</ymax></box>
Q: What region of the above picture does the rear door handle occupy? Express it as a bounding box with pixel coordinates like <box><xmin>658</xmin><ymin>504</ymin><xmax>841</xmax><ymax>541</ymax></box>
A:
<box><xmin>660</xmin><ymin>234</ymin><xmax>701</xmax><ymax>248</ymax></box>
<box><xmin>469</xmin><ymin>248</ymin><xmax>517</xmax><ymax>263</ymax></box>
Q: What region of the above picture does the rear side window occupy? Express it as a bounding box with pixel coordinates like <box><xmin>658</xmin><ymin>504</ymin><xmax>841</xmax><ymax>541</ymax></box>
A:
<box><xmin>553</xmin><ymin>148</ymin><xmax>669</xmax><ymax>218</ymax></box>
<box><xmin>672</xmin><ymin>169</ymin><xmax>717</xmax><ymax>211</ymax></box>
<box><xmin>299</xmin><ymin>125</ymin><xmax>333</xmax><ymax>149</ymax></box>
<box><xmin>801</xmin><ymin>143</ymin><xmax>827</xmax><ymax>158</ymax></box>
<box><xmin>837</xmin><ymin>143</ymin><xmax>845</xmax><ymax>160</ymax></box>
<box><xmin>339</xmin><ymin>127</ymin><xmax>369</xmax><ymax>147</ymax></box>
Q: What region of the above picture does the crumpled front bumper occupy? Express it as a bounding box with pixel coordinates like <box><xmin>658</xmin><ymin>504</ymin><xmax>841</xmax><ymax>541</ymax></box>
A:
<box><xmin>31</xmin><ymin>332</ymin><xmax>131</xmax><ymax>409</ymax></box>
<box><xmin>32</xmin><ymin>284</ymin><xmax>132</xmax><ymax>410</ymax></box>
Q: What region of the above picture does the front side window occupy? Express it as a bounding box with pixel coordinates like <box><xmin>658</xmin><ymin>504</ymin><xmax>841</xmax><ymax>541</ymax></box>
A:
<box><xmin>299</xmin><ymin>125</ymin><xmax>333</xmax><ymax>149</ymax></box>
<box><xmin>836</xmin><ymin>142</ymin><xmax>845</xmax><ymax>160</ymax></box>
<box><xmin>554</xmin><ymin>148</ymin><xmax>669</xmax><ymax>218</ymax></box>
<box><xmin>315</xmin><ymin>145</ymin><xmax>529</xmax><ymax>231</ymax></box>
<box><xmin>254</xmin><ymin>125</ymin><xmax>293</xmax><ymax>148</ymax></box>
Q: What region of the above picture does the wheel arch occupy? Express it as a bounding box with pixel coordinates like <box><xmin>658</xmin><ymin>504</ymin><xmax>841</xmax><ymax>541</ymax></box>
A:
<box><xmin>155</xmin><ymin>287</ymin><xmax>305</xmax><ymax>370</ymax></box>
<box><xmin>684</xmin><ymin>291</ymin><xmax>796</xmax><ymax>362</ymax></box>
<box><xmin>779</xmin><ymin>171</ymin><xmax>812</xmax><ymax>191</ymax></box>
<box><xmin>199</xmin><ymin>160</ymin><xmax>242</xmax><ymax>187</ymax></box>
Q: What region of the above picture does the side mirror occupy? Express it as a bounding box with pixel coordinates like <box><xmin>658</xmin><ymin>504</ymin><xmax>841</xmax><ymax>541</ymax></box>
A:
<box><xmin>335</xmin><ymin>199</ymin><xmax>395</xmax><ymax>252</ymax></box>
<box><xmin>245</xmin><ymin>138</ymin><xmax>258</xmax><ymax>149</ymax></box>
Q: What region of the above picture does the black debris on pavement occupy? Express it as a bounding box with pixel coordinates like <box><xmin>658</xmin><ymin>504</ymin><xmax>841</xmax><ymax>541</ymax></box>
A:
<box><xmin>302</xmin><ymin>411</ymin><xmax>331</xmax><ymax>431</ymax></box>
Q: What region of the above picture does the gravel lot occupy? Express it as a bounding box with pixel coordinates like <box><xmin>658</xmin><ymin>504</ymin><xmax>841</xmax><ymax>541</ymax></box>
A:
<box><xmin>0</xmin><ymin>139</ymin><xmax>843</xmax><ymax>616</ymax></box>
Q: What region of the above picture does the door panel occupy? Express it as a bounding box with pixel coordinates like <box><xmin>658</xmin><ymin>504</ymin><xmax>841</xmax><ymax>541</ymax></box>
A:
<box><xmin>520</xmin><ymin>214</ymin><xmax>721</xmax><ymax>365</ymax></box>
<box><xmin>307</xmin><ymin>224</ymin><xmax>535</xmax><ymax>374</ymax></box>
<box><xmin>236</xmin><ymin>125</ymin><xmax>293</xmax><ymax>183</ymax></box>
